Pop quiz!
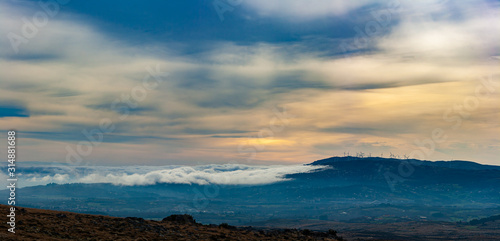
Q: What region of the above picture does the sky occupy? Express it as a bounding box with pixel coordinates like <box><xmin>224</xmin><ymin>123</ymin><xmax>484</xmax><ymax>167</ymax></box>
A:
<box><xmin>0</xmin><ymin>0</ymin><xmax>499</xmax><ymax>167</ymax></box>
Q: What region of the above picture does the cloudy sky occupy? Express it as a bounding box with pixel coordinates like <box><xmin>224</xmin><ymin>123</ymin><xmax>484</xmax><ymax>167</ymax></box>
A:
<box><xmin>1</xmin><ymin>0</ymin><xmax>499</xmax><ymax>166</ymax></box>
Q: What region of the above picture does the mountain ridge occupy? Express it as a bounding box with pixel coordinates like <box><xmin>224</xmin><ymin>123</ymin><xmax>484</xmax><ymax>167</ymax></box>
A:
<box><xmin>310</xmin><ymin>156</ymin><xmax>500</xmax><ymax>170</ymax></box>
<box><xmin>1</xmin><ymin>156</ymin><xmax>499</xmax><ymax>229</ymax></box>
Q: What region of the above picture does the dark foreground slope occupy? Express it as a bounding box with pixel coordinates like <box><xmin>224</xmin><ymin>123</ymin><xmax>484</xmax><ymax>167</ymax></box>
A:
<box><xmin>0</xmin><ymin>204</ymin><xmax>343</xmax><ymax>241</ymax></box>
<box><xmin>2</xmin><ymin>205</ymin><xmax>500</xmax><ymax>241</ymax></box>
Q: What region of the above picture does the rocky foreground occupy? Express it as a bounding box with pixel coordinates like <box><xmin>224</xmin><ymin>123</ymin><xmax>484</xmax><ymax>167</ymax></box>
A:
<box><xmin>0</xmin><ymin>205</ymin><xmax>343</xmax><ymax>240</ymax></box>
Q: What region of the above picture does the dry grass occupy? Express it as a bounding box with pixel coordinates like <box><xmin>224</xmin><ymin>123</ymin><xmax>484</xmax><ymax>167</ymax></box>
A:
<box><xmin>0</xmin><ymin>205</ymin><xmax>340</xmax><ymax>241</ymax></box>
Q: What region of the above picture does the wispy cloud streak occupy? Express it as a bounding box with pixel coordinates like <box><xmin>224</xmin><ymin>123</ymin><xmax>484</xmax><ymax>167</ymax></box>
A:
<box><xmin>6</xmin><ymin>164</ymin><xmax>328</xmax><ymax>188</ymax></box>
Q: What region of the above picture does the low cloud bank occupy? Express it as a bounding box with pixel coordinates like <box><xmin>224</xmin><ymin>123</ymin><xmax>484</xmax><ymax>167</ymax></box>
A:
<box><xmin>5</xmin><ymin>163</ymin><xmax>328</xmax><ymax>188</ymax></box>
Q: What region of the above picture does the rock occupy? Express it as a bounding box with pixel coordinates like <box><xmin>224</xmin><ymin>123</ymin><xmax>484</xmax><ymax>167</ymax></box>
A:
<box><xmin>125</xmin><ymin>217</ymin><xmax>145</xmax><ymax>223</ymax></box>
<box><xmin>162</xmin><ymin>214</ymin><xmax>196</xmax><ymax>224</ymax></box>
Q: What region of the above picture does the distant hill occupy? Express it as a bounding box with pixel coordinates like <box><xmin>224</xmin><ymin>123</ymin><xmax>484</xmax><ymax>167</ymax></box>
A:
<box><xmin>1</xmin><ymin>156</ymin><xmax>499</xmax><ymax>227</ymax></box>
<box><xmin>304</xmin><ymin>156</ymin><xmax>500</xmax><ymax>188</ymax></box>
<box><xmin>311</xmin><ymin>156</ymin><xmax>500</xmax><ymax>170</ymax></box>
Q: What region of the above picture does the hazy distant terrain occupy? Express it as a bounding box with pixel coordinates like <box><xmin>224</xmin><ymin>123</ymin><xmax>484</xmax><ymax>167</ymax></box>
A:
<box><xmin>2</xmin><ymin>157</ymin><xmax>500</xmax><ymax>240</ymax></box>
<box><xmin>3</xmin><ymin>157</ymin><xmax>499</xmax><ymax>228</ymax></box>
<box><xmin>247</xmin><ymin>217</ymin><xmax>500</xmax><ymax>240</ymax></box>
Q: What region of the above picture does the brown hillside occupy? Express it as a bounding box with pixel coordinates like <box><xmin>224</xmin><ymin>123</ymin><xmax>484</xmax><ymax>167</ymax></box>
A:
<box><xmin>0</xmin><ymin>205</ymin><xmax>342</xmax><ymax>241</ymax></box>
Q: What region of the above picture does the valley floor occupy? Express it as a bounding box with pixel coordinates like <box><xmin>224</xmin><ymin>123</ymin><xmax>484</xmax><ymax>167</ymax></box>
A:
<box><xmin>247</xmin><ymin>218</ymin><xmax>500</xmax><ymax>240</ymax></box>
